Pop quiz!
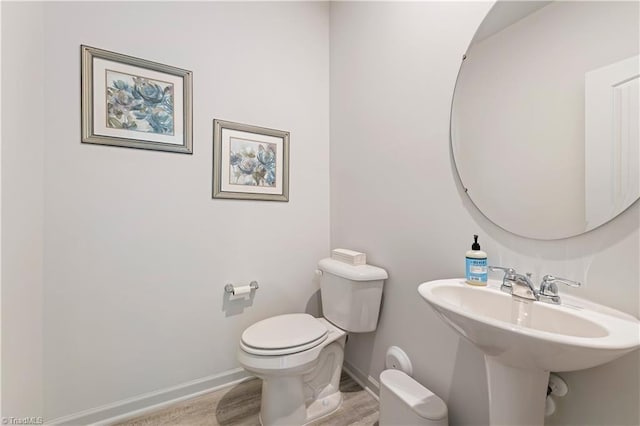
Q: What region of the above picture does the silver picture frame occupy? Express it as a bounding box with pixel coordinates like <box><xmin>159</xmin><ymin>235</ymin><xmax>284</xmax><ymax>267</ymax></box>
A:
<box><xmin>81</xmin><ymin>45</ymin><xmax>193</xmax><ymax>154</ymax></box>
<box><xmin>213</xmin><ymin>119</ymin><xmax>290</xmax><ymax>201</ymax></box>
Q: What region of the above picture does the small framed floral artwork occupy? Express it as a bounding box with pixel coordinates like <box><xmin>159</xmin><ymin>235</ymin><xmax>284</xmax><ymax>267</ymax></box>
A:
<box><xmin>213</xmin><ymin>119</ymin><xmax>290</xmax><ymax>201</ymax></box>
<box><xmin>81</xmin><ymin>45</ymin><xmax>193</xmax><ymax>153</ymax></box>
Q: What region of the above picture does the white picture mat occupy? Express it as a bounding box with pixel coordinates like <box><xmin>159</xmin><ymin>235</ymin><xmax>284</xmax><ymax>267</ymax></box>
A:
<box><xmin>220</xmin><ymin>128</ymin><xmax>284</xmax><ymax>195</ymax></box>
<box><xmin>92</xmin><ymin>57</ymin><xmax>184</xmax><ymax>145</ymax></box>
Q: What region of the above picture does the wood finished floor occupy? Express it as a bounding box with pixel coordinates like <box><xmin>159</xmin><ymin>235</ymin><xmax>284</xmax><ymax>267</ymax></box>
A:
<box><xmin>114</xmin><ymin>372</ymin><xmax>379</xmax><ymax>426</ymax></box>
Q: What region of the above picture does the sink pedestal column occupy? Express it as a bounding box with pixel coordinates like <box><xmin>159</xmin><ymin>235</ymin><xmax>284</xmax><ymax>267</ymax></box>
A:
<box><xmin>485</xmin><ymin>356</ymin><xmax>549</xmax><ymax>426</ymax></box>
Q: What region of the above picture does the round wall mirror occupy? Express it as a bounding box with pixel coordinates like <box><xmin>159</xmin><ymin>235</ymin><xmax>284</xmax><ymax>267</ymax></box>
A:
<box><xmin>451</xmin><ymin>1</ymin><xmax>639</xmax><ymax>240</ymax></box>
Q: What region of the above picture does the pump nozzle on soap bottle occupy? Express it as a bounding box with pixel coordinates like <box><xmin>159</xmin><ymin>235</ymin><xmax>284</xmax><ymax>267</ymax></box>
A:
<box><xmin>466</xmin><ymin>234</ymin><xmax>487</xmax><ymax>286</ymax></box>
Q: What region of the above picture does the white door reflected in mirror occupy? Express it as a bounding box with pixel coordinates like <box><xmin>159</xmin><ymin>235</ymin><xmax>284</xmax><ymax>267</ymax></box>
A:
<box><xmin>585</xmin><ymin>55</ymin><xmax>639</xmax><ymax>229</ymax></box>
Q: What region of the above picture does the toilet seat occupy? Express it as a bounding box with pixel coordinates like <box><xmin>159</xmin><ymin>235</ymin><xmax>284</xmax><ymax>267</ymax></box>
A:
<box><xmin>240</xmin><ymin>313</ymin><xmax>329</xmax><ymax>356</ymax></box>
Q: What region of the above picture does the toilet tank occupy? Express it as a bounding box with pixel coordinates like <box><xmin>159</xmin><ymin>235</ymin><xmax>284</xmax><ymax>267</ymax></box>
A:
<box><xmin>317</xmin><ymin>258</ymin><xmax>388</xmax><ymax>332</ymax></box>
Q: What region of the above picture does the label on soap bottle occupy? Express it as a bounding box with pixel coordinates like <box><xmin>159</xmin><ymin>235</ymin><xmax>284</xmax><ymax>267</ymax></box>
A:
<box><xmin>466</xmin><ymin>257</ymin><xmax>487</xmax><ymax>284</ymax></box>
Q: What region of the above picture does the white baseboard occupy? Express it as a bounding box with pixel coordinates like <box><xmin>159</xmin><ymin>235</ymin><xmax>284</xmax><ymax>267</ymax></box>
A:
<box><xmin>47</xmin><ymin>368</ymin><xmax>253</xmax><ymax>426</ymax></box>
<box><xmin>342</xmin><ymin>361</ymin><xmax>380</xmax><ymax>401</ymax></box>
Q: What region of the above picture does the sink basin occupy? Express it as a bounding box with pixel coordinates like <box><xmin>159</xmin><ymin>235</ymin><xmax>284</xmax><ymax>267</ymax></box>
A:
<box><xmin>418</xmin><ymin>278</ymin><xmax>640</xmax><ymax>425</ymax></box>
<box><xmin>418</xmin><ymin>278</ymin><xmax>639</xmax><ymax>371</ymax></box>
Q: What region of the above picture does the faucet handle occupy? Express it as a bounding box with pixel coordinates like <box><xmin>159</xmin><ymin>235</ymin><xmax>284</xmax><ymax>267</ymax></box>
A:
<box><xmin>488</xmin><ymin>266</ymin><xmax>517</xmax><ymax>292</ymax></box>
<box><xmin>540</xmin><ymin>275</ymin><xmax>582</xmax><ymax>291</ymax></box>
<box><xmin>489</xmin><ymin>266</ymin><xmax>517</xmax><ymax>275</ymax></box>
<box><xmin>539</xmin><ymin>275</ymin><xmax>581</xmax><ymax>304</ymax></box>
<box><xmin>541</xmin><ymin>275</ymin><xmax>581</xmax><ymax>288</ymax></box>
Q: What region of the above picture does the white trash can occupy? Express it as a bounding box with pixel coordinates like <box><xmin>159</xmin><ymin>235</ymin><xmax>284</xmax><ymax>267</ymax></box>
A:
<box><xmin>379</xmin><ymin>369</ymin><xmax>449</xmax><ymax>426</ymax></box>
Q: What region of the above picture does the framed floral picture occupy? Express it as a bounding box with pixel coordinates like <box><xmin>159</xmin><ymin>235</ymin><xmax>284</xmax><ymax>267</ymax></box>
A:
<box><xmin>81</xmin><ymin>45</ymin><xmax>193</xmax><ymax>153</ymax></box>
<box><xmin>213</xmin><ymin>120</ymin><xmax>290</xmax><ymax>201</ymax></box>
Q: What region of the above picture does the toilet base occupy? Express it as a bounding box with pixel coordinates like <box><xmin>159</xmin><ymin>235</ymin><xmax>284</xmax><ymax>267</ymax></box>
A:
<box><xmin>259</xmin><ymin>389</ymin><xmax>343</xmax><ymax>426</ymax></box>
<box><xmin>259</xmin><ymin>375</ymin><xmax>308</xmax><ymax>425</ymax></box>
<box><xmin>257</xmin><ymin>337</ymin><xmax>346</xmax><ymax>426</ymax></box>
<box><xmin>304</xmin><ymin>391</ymin><xmax>343</xmax><ymax>424</ymax></box>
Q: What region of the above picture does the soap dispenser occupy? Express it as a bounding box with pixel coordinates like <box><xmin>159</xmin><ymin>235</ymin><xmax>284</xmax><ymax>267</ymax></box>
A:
<box><xmin>466</xmin><ymin>234</ymin><xmax>487</xmax><ymax>286</ymax></box>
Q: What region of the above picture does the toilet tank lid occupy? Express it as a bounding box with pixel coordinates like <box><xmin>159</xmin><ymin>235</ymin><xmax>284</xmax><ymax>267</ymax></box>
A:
<box><xmin>318</xmin><ymin>258</ymin><xmax>388</xmax><ymax>281</ymax></box>
<box><xmin>380</xmin><ymin>369</ymin><xmax>448</xmax><ymax>421</ymax></box>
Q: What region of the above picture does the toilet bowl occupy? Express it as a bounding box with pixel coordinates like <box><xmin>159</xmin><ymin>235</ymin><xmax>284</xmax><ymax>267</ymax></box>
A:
<box><xmin>237</xmin><ymin>258</ymin><xmax>388</xmax><ymax>426</ymax></box>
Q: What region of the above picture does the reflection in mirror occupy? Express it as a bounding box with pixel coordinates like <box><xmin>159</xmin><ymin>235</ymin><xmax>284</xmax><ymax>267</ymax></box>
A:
<box><xmin>452</xmin><ymin>1</ymin><xmax>639</xmax><ymax>240</ymax></box>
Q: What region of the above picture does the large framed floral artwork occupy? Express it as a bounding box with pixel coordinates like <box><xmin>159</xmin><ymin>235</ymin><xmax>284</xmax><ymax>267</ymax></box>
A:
<box><xmin>213</xmin><ymin>120</ymin><xmax>290</xmax><ymax>201</ymax></box>
<box><xmin>81</xmin><ymin>45</ymin><xmax>193</xmax><ymax>153</ymax></box>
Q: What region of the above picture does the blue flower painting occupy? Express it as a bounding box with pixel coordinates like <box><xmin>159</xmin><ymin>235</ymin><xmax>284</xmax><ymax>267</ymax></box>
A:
<box><xmin>106</xmin><ymin>70</ymin><xmax>174</xmax><ymax>135</ymax></box>
<box><xmin>229</xmin><ymin>138</ymin><xmax>277</xmax><ymax>187</ymax></box>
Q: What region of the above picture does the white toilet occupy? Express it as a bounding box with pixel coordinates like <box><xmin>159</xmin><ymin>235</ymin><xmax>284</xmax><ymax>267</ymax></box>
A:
<box><xmin>237</xmin><ymin>258</ymin><xmax>388</xmax><ymax>425</ymax></box>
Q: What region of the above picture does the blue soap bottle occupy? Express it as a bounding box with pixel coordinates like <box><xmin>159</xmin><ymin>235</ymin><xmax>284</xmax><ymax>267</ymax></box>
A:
<box><xmin>466</xmin><ymin>234</ymin><xmax>487</xmax><ymax>286</ymax></box>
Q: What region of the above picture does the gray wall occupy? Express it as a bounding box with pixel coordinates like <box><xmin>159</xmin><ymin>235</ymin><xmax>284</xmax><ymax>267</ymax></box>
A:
<box><xmin>3</xmin><ymin>1</ymin><xmax>330</xmax><ymax>420</ymax></box>
<box><xmin>330</xmin><ymin>2</ymin><xmax>639</xmax><ymax>425</ymax></box>
<box><xmin>1</xmin><ymin>1</ymin><xmax>45</xmax><ymax>418</ymax></box>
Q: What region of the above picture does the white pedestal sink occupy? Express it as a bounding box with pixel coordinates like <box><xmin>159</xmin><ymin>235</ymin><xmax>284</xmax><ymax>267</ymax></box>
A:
<box><xmin>418</xmin><ymin>279</ymin><xmax>640</xmax><ymax>426</ymax></box>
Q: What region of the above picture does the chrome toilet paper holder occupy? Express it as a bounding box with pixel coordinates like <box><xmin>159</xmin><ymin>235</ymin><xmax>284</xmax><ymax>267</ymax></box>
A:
<box><xmin>225</xmin><ymin>281</ymin><xmax>259</xmax><ymax>295</ymax></box>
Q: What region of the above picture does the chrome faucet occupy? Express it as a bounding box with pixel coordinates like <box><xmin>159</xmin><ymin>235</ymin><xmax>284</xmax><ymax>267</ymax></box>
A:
<box><xmin>509</xmin><ymin>272</ymin><xmax>538</xmax><ymax>302</ymax></box>
<box><xmin>489</xmin><ymin>267</ymin><xmax>581</xmax><ymax>305</ymax></box>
